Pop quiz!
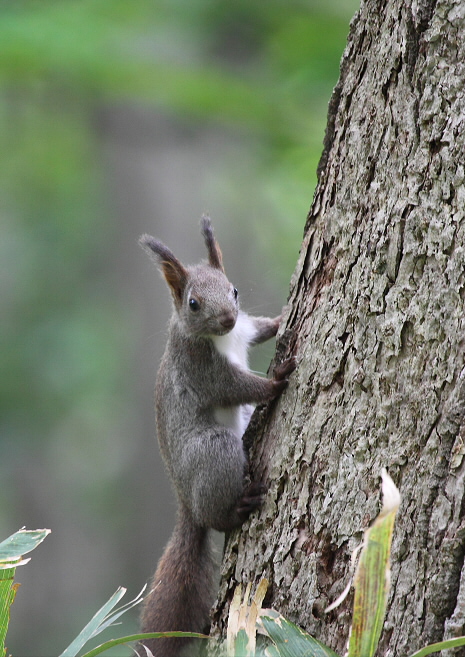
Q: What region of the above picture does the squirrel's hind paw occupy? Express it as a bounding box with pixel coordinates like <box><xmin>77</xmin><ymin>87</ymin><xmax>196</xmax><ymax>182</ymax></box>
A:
<box><xmin>236</xmin><ymin>482</ymin><xmax>266</xmax><ymax>522</ymax></box>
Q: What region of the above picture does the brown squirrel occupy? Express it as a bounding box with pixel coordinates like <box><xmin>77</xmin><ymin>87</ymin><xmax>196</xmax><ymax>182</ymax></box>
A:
<box><xmin>138</xmin><ymin>217</ymin><xmax>296</xmax><ymax>656</ymax></box>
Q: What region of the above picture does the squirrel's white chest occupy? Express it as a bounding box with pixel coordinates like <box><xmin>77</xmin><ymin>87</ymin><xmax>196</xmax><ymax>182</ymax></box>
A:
<box><xmin>211</xmin><ymin>313</ymin><xmax>257</xmax><ymax>437</ymax></box>
<box><xmin>212</xmin><ymin>312</ymin><xmax>256</xmax><ymax>369</ymax></box>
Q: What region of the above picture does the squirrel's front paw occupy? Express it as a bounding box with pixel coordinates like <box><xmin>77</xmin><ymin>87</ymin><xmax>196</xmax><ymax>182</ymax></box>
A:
<box><xmin>271</xmin><ymin>357</ymin><xmax>297</xmax><ymax>395</ymax></box>
<box><xmin>274</xmin><ymin>357</ymin><xmax>297</xmax><ymax>380</ymax></box>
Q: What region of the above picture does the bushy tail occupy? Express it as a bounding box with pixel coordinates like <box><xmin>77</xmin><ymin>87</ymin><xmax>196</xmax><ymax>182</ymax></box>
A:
<box><xmin>140</xmin><ymin>505</ymin><xmax>215</xmax><ymax>657</ymax></box>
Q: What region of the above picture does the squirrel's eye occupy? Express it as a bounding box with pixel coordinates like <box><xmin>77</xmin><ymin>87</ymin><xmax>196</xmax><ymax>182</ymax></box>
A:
<box><xmin>189</xmin><ymin>298</ymin><xmax>200</xmax><ymax>312</ymax></box>
<box><xmin>233</xmin><ymin>287</ymin><xmax>238</xmax><ymax>301</ymax></box>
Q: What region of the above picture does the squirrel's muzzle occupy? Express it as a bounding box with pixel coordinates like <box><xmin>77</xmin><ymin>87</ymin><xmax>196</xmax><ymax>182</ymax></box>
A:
<box><xmin>218</xmin><ymin>312</ymin><xmax>236</xmax><ymax>331</ymax></box>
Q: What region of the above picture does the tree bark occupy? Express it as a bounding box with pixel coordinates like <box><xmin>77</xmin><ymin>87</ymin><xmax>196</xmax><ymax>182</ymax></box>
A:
<box><xmin>211</xmin><ymin>0</ymin><xmax>465</xmax><ymax>654</ymax></box>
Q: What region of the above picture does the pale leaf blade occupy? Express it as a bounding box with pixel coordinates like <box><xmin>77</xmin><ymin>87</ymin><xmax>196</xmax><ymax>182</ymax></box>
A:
<box><xmin>408</xmin><ymin>636</ymin><xmax>465</xmax><ymax>657</ymax></box>
<box><xmin>79</xmin><ymin>632</ymin><xmax>210</xmax><ymax>657</ymax></box>
<box><xmin>0</xmin><ymin>528</ymin><xmax>50</xmax><ymax>565</ymax></box>
<box><xmin>59</xmin><ymin>587</ymin><xmax>127</xmax><ymax>657</ymax></box>
<box><xmin>348</xmin><ymin>470</ymin><xmax>400</xmax><ymax>657</ymax></box>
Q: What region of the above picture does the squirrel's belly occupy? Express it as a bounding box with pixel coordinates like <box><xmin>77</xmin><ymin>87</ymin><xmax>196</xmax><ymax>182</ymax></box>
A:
<box><xmin>214</xmin><ymin>404</ymin><xmax>254</xmax><ymax>438</ymax></box>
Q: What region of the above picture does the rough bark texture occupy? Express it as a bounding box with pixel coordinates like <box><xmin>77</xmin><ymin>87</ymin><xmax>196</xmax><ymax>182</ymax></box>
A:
<box><xmin>211</xmin><ymin>0</ymin><xmax>465</xmax><ymax>654</ymax></box>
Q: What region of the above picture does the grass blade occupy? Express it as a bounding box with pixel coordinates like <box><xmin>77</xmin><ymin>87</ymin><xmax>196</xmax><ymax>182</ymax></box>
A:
<box><xmin>347</xmin><ymin>469</ymin><xmax>400</xmax><ymax>657</ymax></box>
<box><xmin>0</xmin><ymin>528</ymin><xmax>51</xmax><ymax>657</ymax></box>
<box><xmin>408</xmin><ymin>636</ymin><xmax>465</xmax><ymax>657</ymax></box>
<box><xmin>59</xmin><ymin>587</ymin><xmax>127</xmax><ymax>657</ymax></box>
<box><xmin>87</xmin><ymin>585</ymin><xmax>147</xmax><ymax>636</ymax></box>
<box><xmin>60</xmin><ymin>586</ymin><xmax>191</xmax><ymax>657</ymax></box>
<box><xmin>79</xmin><ymin>632</ymin><xmax>210</xmax><ymax>657</ymax></box>
<box><xmin>0</xmin><ymin>567</ymin><xmax>19</xmax><ymax>657</ymax></box>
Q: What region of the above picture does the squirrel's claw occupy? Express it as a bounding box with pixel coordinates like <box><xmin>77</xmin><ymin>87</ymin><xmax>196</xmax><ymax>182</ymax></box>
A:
<box><xmin>274</xmin><ymin>357</ymin><xmax>297</xmax><ymax>381</ymax></box>
<box><xmin>236</xmin><ymin>482</ymin><xmax>267</xmax><ymax>522</ymax></box>
<box><xmin>271</xmin><ymin>357</ymin><xmax>297</xmax><ymax>395</ymax></box>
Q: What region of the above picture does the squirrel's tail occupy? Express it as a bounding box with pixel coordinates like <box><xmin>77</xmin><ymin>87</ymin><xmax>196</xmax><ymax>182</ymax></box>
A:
<box><xmin>139</xmin><ymin>505</ymin><xmax>215</xmax><ymax>657</ymax></box>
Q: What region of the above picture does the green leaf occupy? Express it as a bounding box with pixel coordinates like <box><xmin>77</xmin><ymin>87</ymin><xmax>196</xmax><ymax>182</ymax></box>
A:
<box><xmin>59</xmin><ymin>587</ymin><xmax>128</xmax><ymax>657</ymax></box>
<box><xmin>0</xmin><ymin>528</ymin><xmax>50</xmax><ymax>657</ymax></box>
<box><xmin>0</xmin><ymin>528</ymin><xmax>51</xmax><ymax>566</ymax></box>
<box><xmin>348</xmin><ymin>470</ymin><xmax>400</xmax><ymax>657</ymax></box>
<box><xmin>0</xmin><ymin>568</ymin><xmax>18</xmax><ymax>657</ymax></box>
<box><xmin>263</xmin><ymin>644</ymin><xmax>281</xmax><ymax>657</ymax></box>
<box><xmin>260</xmin><ymin>612</ymin><xmax>339</xmax><ymax>657</ymax></box>
<box><xmin>408</xmin><ymin>636</ymin><xmax>465</xmax><ymax>657</ymax></box>
<box><xmin>84</xmin><ymin>586</ymin><xmax>147</xmax><ymax>637</ymax></box>
<box><xmin>59</xmin><ymin>585</ymin><xmax>209</xmax><ymax>657</ymax></box>
<box><xmin>79</xmin><ymin>631</ymin><xmax>209</xmax><ymax>657</ymax></box>
<box><xmin>233</xmin><ymin>628</ymin><xmax>251</xmax><ymax>657</ymax></box>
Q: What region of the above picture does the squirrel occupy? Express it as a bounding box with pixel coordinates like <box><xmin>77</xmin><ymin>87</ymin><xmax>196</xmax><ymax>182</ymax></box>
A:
<box><xmin>138</xmin><ymin>216</ymin><xmax>296</xmax><ymax>657</ymax></box>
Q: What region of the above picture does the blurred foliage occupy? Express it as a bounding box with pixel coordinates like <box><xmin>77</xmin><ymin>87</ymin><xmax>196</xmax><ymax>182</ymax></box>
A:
<box><xmin>0</xmin><ymin>0</ymin><xmax>355</xmax><ymax>232</ymax></box>
<box><xmin>0</xmin><ymin>0</ymin><xmax>358</xmax><ymax>653</ymax></box>
<box><xmin>0</xmin><ymin>0</ymin><xmax>358</xmax><ymax>446</ymax></box>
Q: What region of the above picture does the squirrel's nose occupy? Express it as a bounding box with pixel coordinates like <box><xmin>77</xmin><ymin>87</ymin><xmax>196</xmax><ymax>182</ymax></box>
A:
<box><xmin>219</xmin><ymin>312</ymin><xmax>235</xmax><ymax>330</ymax></box>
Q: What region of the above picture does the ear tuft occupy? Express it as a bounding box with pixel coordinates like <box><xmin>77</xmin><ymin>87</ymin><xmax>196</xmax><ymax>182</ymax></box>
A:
<box><xmin>139</xmin><ymin>233</ymin><xmax>188</xmax><ymax>306</ymax></box>
<box><xmin>200</xmin><ymin>215</ymin><xmax>224</xmax><ymax>271</ymax></box>
<box><xmin>139</xmin><ymin>233</ymin><xmax>158</xmax><ymax>252</ymax></box>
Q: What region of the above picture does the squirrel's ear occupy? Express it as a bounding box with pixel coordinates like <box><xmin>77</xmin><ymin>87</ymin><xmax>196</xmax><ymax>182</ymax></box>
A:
<box><xmin>139</xmin><ymin>234</ymin><xmax>188</xmax><ymax>306</ymax></box>
<box><xmin>200</xmin><ymin>215</ymin><xmax>224</xmax><ymax>272</ymax></box>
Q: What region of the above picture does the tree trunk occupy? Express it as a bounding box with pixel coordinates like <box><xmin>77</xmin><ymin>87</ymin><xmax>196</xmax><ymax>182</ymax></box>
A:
<box><xmin>211</xmin><ymin>0</ymin><xmax>465</xmax><ymax>654</ymax></box>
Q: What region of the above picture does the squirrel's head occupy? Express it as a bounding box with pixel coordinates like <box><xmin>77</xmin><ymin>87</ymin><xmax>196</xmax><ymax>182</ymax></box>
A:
<box><xmin>140</xmin><ymin>216</ymin><xmax>239</xmax><ymax>337</ymax></box>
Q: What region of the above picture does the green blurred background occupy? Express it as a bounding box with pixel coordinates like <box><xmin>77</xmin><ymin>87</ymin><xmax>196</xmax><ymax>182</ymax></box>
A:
<box><xmin>0</xmin><ymin>0</ymin><xmax>358</xmax><ymax>653</ymax></box>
